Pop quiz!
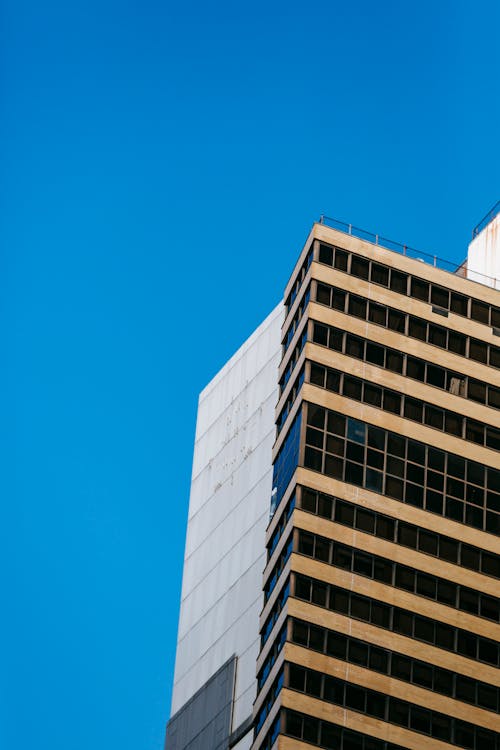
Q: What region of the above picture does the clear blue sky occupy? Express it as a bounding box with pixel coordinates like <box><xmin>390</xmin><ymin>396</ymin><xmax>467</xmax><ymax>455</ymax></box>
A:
<box><xmin>1</xmin><ymin>1</ymin><xmax>499</xmax><ymax>748</ymax></box>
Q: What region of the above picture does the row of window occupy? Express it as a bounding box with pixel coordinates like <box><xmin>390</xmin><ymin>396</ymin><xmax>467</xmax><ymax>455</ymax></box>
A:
<box><xmin>311</xmin><ymin>320</ymin><xmax>500</xmax><ymax>410</ymax></box>
<box><xmin>279</xmin><ymin>327</ymin><xmax>307</xmax><ymax>394</ymax></box>
<box><xmin>264</xmin><ymin>536</ymin><xmax>292</xmax><ymax>603</ymax></box>
<box><xmin>304</xmin><ymin>406</ymin><xmax>500</xmax><ymax>535</ymax></box>
<box><xmin>283</xmin><ymin>708</ymin><xmax>407</xmax><ymax>750</ymax></box>
<box><xmin>297</xmin><ymin>486</ymin><xmax>500</xmax><ymax>579</ymax></box>
<box><xmin>317</xmin><ymin>240</ymin><xmax>500</xmax><ymax>329</ymax></box>
<box><xmin>255</xmin><ymin>670</ymin><xmax>283</xmax><ymax>734</ymax></box>
<box><xmin>291</xmin><ymin>617</ymin><xmax>499</xmax><ymax>712</ymax></box>
<box><xmin>267</xmin><ymin>492</ymin><xmax>295</xmax><ymax>561</ymax></box>
<box><xmin>285</xmin><ymin>244</ymin><xmax>313</xmax><ymax>313</ymax></box>
<box><xmin>261</xmin><ymin>577</ymin><xmax>289</xmax><ymax>646</ymax></box>
<box><xmin>287</xmin><ymin>662</ymin><xmax>498</xmax><ymax>750</ymax></box>
<box><xmin>254</xmin><ymin>713</ymin><xmax>280</xmax><ymax>750</ymax></box>
<box><xmin>294</xmin><ymin>572</ymin><xmax>500</xmax><ymax>667</ymax></box>
<box><xmin>314</xmin><ymin>279</ymin><xmax>500</xmax><ymax>368</ymax></box>
<box><xmin>272</xmin><ymin>412</ymin><xmax>301</xmax><ymax>510</ymax></box>
<box><xmin>309</xmin><ymin>359</ymin><xmax>500</xmax><ymax>451</ymax></box>
<box><xmin>283</xmin><ymin>285</ymin><xmax>310</xmax><ymax>353</ymax></box>
<box><xmin>257</xmin><ymin>623</ymin><xmax>286</xmax><ymax>691</ymax></box>
<box><xmin>277</xmin><ymin>367</ymin><xmax>304</xmax><ymax>434</ymax></box>
<box><xmin>297</xmin><ymin>529</ymin><xmax>500</xmax><ymax>623</ymax></box>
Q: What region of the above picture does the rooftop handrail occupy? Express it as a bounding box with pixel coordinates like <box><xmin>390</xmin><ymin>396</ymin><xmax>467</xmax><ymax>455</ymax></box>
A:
<box><xmin>317</xmin><ymin>214</ymin><xmax>500</xmax><ymax>291</ymax></box>
<box><xmin>472</xmin><ymin>200</ymin><xmax>500</xmax><ymax>239</ymax></box>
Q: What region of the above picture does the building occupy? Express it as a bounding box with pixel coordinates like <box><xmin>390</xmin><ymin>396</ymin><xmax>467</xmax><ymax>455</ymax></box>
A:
<box><xmin>165</xmin><ymin>305</ymin><xmax>283</xmax><ymax>750</ymax></box>
<box><xmin>167</xmin><ymin>203</ymin><xmax>500</xmax><ymax>750</ymax></box>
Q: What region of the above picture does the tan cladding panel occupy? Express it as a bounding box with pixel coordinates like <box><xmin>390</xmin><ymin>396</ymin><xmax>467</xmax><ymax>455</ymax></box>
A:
<box><xmin>284</xmin><ymin>642</ymin><xmax>500</xmax><ymax>731</ymax></box>
<box><xmin>311</xmin><ymin>262</ymin><xmax>500</xmax><ymax>346</ymax></box>
<box><xmin>288</xmin><ymin>597</ymin><xmax>500</xmax><ymax>686</ymax></box>
<box><xmin>305</xmin><ymin>341</ymin><xmax>500</xmax><ymax>428</ymax></box>
<box><xmin>290</xmin><ymin>554</ymin><xmax>500</xmax><ymax>642</ymax></box>
<box><xmin>308</xmin><ymin>299</ymin><xmax>500</xmax><ymax>389</ymax></box>
<box><xmin>301</xmin><ymin>381</ymin><xmax>500</xmax><ymax>468</ymax></box>
<box><xmin>293</xmin><ymin>508</ymin><xmax>500</xmax><ymax>598</ymax></box>
<box><xmin>280</xmin><ymin>688</ymin><xmax>455</xmax><ymax>750</ymax></box>
<box><xmin>296</xmin><ymin>466</ymin><xmax>500</xmax><ymax>555</ymax></box>
<box><xmin>312</xmin><ymin>222</ymin><xmax>500</xmax><ymax>309</ymax></box>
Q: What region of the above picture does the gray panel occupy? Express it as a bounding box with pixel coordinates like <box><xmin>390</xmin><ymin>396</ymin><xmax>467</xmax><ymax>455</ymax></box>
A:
<box><xmin>165</xmin><ymin>657</ymin><xmax>236</xmax><ymax>750</ymax></box>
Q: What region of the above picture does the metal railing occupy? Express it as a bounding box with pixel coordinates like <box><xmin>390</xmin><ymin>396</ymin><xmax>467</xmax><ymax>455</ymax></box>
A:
<box><xmin>472</xmin><ymin>200</ymin><xmax>500</xmax><ymax>239</ymax></box>
<box><xmin>318</xmin><ymin>214</ymin><xmax>500</xmax><ymax>291</ymax></box>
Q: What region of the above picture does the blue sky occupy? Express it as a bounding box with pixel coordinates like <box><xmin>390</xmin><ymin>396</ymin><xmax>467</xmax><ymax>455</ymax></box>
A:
<box><xmin>2</xmin><ymin>1</ymin><xmax>499</xmax><ymax>748</ymax></box>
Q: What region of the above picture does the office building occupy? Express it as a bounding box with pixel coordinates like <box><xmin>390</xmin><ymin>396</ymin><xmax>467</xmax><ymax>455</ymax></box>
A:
<box><xmin>168</xmin><ymin>202</ymin><xmax>500</xmax><ymax>750</ymax></box>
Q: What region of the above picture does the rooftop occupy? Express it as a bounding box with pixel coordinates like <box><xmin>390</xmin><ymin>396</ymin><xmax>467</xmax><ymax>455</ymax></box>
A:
<box><xmin>318</xmin><ymin>212</ymin><xmax>500</xmax><ymax>291</ymax></box>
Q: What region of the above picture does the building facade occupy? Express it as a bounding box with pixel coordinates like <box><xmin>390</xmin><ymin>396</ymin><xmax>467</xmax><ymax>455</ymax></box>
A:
<box><xmin>253</xmin><ymin>209</ymin><xmax>500</xmax><ymax>750</ymax></box>
<box><xmin>166</xmin><ymin>305</ymin><xmax>282</xmax><ymax>750</ymax></box>
<box><xmin>167</xmin><ymin>205</ymin><xmax>500</xmax><ymax>750</ymax></box>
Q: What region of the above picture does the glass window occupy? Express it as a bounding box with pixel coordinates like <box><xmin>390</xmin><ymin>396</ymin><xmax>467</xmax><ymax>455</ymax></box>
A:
<box><xmin>371</xmin><ymin>263</ymin><xmax>389</xmax><ymax>286</ymax></box>
<box><xmin>364</xmin><ymin>383</ymin><xmax>382</xmax><ymax>407</ymax></box>
<box><xmin>344</xmin><ymin>375</ymin><xmax>362</xmax><ymax>401</ymax></box>
<box><xmin>326</xmin><ymin>631</ymin><xmax>347</xmax><ymax>659</ymax></box>
<box><xmin>346</xmin><ymin>334</ymin><xmax>364</xmax><ymax>359</ymax></box>
<box><xmin>349</xmin><ymin>641</ymin><xmax>369</xmax><ymax>666</ymax></box>
<box><xmin>319</xmin><ymin>243</ymin><xmax>333</xmax><ymax>265</ymax></box>
<box><xmin>369</xmin><ymin>302</ymin><xmax>387</xmax><ymax>326</ymax></box>
<box><xmin>428</xmin><ymin>324</ymin><xmax>447</xmax><ymax>348</ymax></box>
<box><xmin>383</xmin><ymin>391</ymin><xmax>401</xmax><ymax>414</ymax></box>
<box><xmin>470</xmin><ymin>339</ymin><xmax>488</xmax><ymax>363</ymax></box>
<box><xmin>366</xmin><ymin>342</ymin><xmax>385</xmax><ymax>366</ymax></box>
<box><xmin>427</xmin><ymin>364</ymin><xmax>445</xmax><ymax>389</ymax></box>
<box><xmin>368</xmin><ymin>426</ymin><xmax>385</xmax><ymax>450</ymax></box>
<box><xmin>388</xmin><ymin>309</ymin><xmax>405</xmax><ymax>333</ymax></box>
<box><xmin>409</xmin><ymin>317</ymin><xmax>427</xmax><ymax>341</ymax></box>
<box><xmin>311</xmin><ymin>581</ymin><xmax>327</xmax><ymax>606</ymax></box>
<box><xmin>406</xmin><ymin>356</ymin><xmax>425</xmax><ymax>381</ymax></box>
<box><xmin>390</xmin><ymin>270</ymin><xmax>408</xmax><ymax>294</ymax></box>
<box><xmin>332</xmin><ymin>289</ymin><xmax>346</xmax><ymax>312</ymax></box>
<box><xmin>335</xmin><ymin>500</ymin><xmax>355</xmax><ymax>526</ymax></box>
<box><xmin>419</xmin><ymin>530</ymin><xmax>438</xmax><ymax>556</ymax></box>
<box><xmin>448</xmin><ymin>331</ymin><xmax>466</xmax><ymax>355</ymax></box>
<box><xmin>347</xmin><ymin>418</ymin><xmax>366</xmax><ymax>444</ymax></box>
<box><xmin>411</xmin><ymin>278</ymin><xmax>429</xmax><ymax>302</ymax></box>
<box><xmin>414</xmin><ymin>616</ymin><xmax>433</xmax><ymax>643</ymax></box>
<box><xmin>471</xmin><ymin>299</ymin><xmax>490</xmax><ymax>324</ymax></box>
<box><xmin>357</xmin><ymin>508</ymin><xmax>375</xmax><ymax>533</ymax></box>
<box><xmin>431</xmin><ymin>285</ymin><xmax>449</xmax><ymax>309</ymax></box>
<box><xmin>348</xmin><ymin>295</ymin><xmax>367</xmax><ymax>319</ymax></box>
<box><xmin>326</xmin><ymin>370</ymin><xmax>340</xmax><ymax>392</ymax></box>
<box><xmin>468</xmin><ymin>379</ymin><xmax>486</xmax><ymax>404</ymax></box>
<box><xmin>334</xmin><ymin>248</ymin><xmax>348</xmax><ymax>271</ymax></box>
<box><xmin>376</xmin><ymin>515</ymin><xmax>395</xmax><ymax>541</ymax></box>
<box><xmin>350</xmin><ymin>594</ymin><xmax>370</xmax><ymax>620</ymax></box>
<box><xmin>345</xmin><ymin>684</ymin><xmax>366</xmax><ymax>711</ymax></box>
<box><xmin>313</xmin><ymin>322</ymin><xmax>328</xmax><ymax>346</ymax></box>
<box><xmin>386</xmin><ymin>476</ymin><xmax>403</xmax><ymax>500</ymax></box>
<box><xmin>386</xmin><ymin>350</ymin><xmax>404</xmax><ymax>373</ymax></box>
<box><xmin>450</xmin><ymin>292</ymin><xmax>468</xmax><ymax>316</ymax></box>
<box><xmin>351</xmin><ymin>256</ymin><xmax>369</xmax><ymax>280</ymax></box>
<box><xmin>316</xmin><ymin>282</ymin><xmax>332</xmax><ymax>306</ymax></box>
<box><xmin>310</xmin><ymin>362</ymin><xmax>326</xmax><ymax>387</ymax></box>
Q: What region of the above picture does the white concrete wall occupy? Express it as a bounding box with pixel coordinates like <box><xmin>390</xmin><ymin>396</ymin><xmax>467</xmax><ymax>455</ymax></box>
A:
<box><xmin>171</xmin><ymin>303</ymin><xmax>283</xmax><ymax>733</ymax></box>
<box><xmin>467</xmin><ymin>212</ymin><xmax>500</xmax><ymax>289</ymax></box>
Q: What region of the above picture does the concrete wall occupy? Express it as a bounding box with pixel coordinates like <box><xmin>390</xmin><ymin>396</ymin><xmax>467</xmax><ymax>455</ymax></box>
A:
<box><xmin>467</xmin><ymin>212</ymin><xmax>500</xmax><ymax>289</ymax></box>
<box><xmin>168</xmin><ymin>302</ymin><xmax>283</xmax><ymax>747</ymax></box>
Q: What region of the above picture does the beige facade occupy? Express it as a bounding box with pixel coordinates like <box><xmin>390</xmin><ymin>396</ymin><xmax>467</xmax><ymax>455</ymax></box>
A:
<box><xmin>252</xmin><ymin>221</ymin><xmax>500</xmax><ymax>750</ymax></box>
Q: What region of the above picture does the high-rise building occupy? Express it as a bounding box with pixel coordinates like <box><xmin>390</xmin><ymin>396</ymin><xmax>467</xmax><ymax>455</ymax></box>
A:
<box><xmin>167</xmin><ymin>203</ymin><xmax>500</xmax><ymax>750</ymax></box>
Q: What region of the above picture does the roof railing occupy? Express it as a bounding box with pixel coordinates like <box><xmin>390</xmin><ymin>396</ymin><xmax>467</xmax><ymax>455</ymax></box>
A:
<box><xmin>317</xmin><ymin>214</ymin><xmax>500</xmax><ymax>291</ymax></box>
<box><xmin>472</xmin><ymin>200</ymin><xmax>500</xmax><ymax>239</ymax></box>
